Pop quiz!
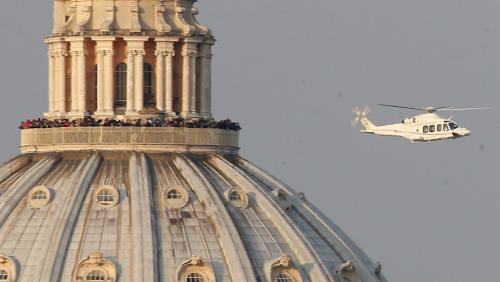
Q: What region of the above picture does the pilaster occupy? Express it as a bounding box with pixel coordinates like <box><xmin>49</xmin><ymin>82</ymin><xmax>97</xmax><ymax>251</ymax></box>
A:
<box><xmin>124</xmin><ymin>37</ymin><xmax>148</xmax><ymax>116</ymax></box>
<box><xmin>44</xmin><ymin>41</ymin><xmax>56</xmax><ymax>118</ymax></box>
<box><xmin>199</xmin><ymin>42</ymin><xmax>214</xmax><ymax>118</ymax></box>
<box><xmin>155</xmin><ymin>38</ymin><xmax>178</xmax><ymax>116</ymax></box>
<box><xmin>53</xmin><ymin>40</ymin><xmax>68</xmax><ymax>116</ymax></box>
<box><xmin>93</xmin><ymin>37</ymin><xmax>115</xmax><ymax>118</ymax></box>
<box><xmin>181</xmin><ymin>39</ymin><xmax>201</xmax><ymax>118</ymax></box>
<box><xmin>67</xmin><ymin>37</ymin><xmax>89</xmax><ymax>118</ymax></box>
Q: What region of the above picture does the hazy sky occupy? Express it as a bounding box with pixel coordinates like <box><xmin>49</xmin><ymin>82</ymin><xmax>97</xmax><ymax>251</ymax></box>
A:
<box><xmin>1</xmin><ymin>1</ymin><xmax>500</xmax><ymax>281</ymax></box>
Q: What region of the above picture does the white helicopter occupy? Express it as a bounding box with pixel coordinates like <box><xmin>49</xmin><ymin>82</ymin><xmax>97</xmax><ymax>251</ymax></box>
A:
<box><xmin>352</xmin><ymin>104</ymin><xmax>489</xmax><ymax>142</ymax></box>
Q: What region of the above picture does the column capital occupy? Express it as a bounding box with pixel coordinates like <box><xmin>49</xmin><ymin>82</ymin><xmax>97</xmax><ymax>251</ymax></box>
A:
<box><xmin>50</xmin><ymin>50</ymin><xmax>68</xmax><ymax>57</ymax></box>
<box><xmin>155</xmin><ymin>50</ymin><xmax>175</xmax><ymax>57</ymax></box>
<box><xmin>70</xmin><ymin>50</ymin><xmax>87</xmax><ymax>56</ymax></box>
<box><xmin>95</xmin><ymin>49</ymin><xmax>114</xmax><ymax>56</ymax></box>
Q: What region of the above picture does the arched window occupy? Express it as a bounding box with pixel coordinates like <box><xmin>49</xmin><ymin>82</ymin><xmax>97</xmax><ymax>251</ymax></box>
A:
<box><xmin>186</xmin><ymin>273</ymin><xmax>205</xmax><ymax>282</ymax></box>
<box><xmin>97</xmin><ymin>189</ymin><xmax>114</xmax><ymax>205</ymax></box>
<box><xmin>85</xmin><ymin>269</ymin><xmax>106</xmax><ymax>281</ymax></box>
<box><xmin>0</xmin><ymin>270</ymin><xmax>8</xmax><ymax>281</ymax></box>
<box><xmin>276</xmin><ymin>273</ymin><xmax>294</xmax><ymax>282</ymax></box>
<box><xmin>115</xmin><ymin>63</ymin><xmax>127</xmax><ymax>107</ymax></box>
<box><xmin>143</xmin><ymin>63</ymin><xmax>155</xmax><ymax>107</ymax></box>
<box><xmin>167</xmin><ymin>189</ymin><xmax>182</xmax><ymax>199</ymax></box>
<box><xmin>31</xmin><ymin>190</ymin><xmax>48</xmax><ymax>200</ymax></box>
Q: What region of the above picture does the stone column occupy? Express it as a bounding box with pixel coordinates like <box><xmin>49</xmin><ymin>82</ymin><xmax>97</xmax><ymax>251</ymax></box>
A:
<box><xmin>68</xmin><ymin>38</ymin><xmax>88</xmax><ymax>118</ymax></box>
<box><xmin>124</xmin><ymin>37</ymin><xmax>147</xmax><ymax>116</ymax></box>
<box><xmin>134</xmin><ymin>50</ymin><xmax>145</xmax><ymax>112</ymax></box>
<box><xmin>93</xmin><ymin>37</ymin><xmax>115</xmax><ymax>117</ymax></box>
<box><xmin>125</xmin><ymin>50</ymin><xmax>136</xmax><ymax>115</ymax></box>
<box><xmin>155</xmin><ymin>51</ymin><xmax>165</xmax><ymax>111</ymax></box>
<box><xmin>181</xmin><ymin>40</ymin><xmax>199</xmax><ymax>118</ymax></box>
<box><xmin>53</xmin><ymin>40</ymin><xmax>68</xmax><ymax>116</ymax></box>
<box><xmin>70</xmin><ymin>50</ymin><xmax>78</xmax><ymax>114</ymax></box>
<box><xmin>103</xmin><ymin>49</ymin><xmax>114</xmax><ymax>112</ymax></box>
<box><xmin>199</xmin><ymin>42</ymin><xmax>213</xmax><ymax>118</ymax></box>
<box><xmin>155</xmin><ymin>39</ymin><xmax>177</xmax><ymax>116</ymax></box>
<box><xmin>45</xmin><ymin>42</ymin><xmax>56</xmax><ymax>117</ymax></box>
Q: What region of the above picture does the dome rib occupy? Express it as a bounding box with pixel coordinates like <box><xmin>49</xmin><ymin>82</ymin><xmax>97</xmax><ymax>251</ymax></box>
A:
<box><xmin>37</xmin><ymin>153</ymin><xmax>101</xmax><ymax>282</ymax></box>
<box><xmin>0</xmin><ymin>155</ymin><xmax>32</xmax><ymax>184</ymax></box>
<box><xmin>209</xmin><ymin>155</ymin><xmax>333</xmax><ymax>281</ymax></box>
<box><xmin>173</xmin><ymin>155</ymin><xmax>257</xmax><ymax>282</ymax></box>
<box><xmin>129</xmin><ymin>153</ymin><xmax>159</xmax><ymax>282</ymax></box>
<box><xmin>234</xmin><ymin>156</ymin><xmax>387</xmax><ymax>282</ymax></box>
<box><xmin>0</xmin><ymin>156</ymin><xmax>58</xmax><ymax>228</ymax></box>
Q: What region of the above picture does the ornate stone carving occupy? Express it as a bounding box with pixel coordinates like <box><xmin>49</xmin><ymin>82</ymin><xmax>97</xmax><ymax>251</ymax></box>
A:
<box><xmin>100</xmin><ymin>3</ymin><xmax>115</xmax><ymax>32</ymax></box>
<box><xmin>175</xmin><ymin>7</ymin><xmax>195</xmax><ymax>35</ymax></box>
<box><xmin>61</xmin><ymin>4</ymin><xmax>77</xmax><ymax>33</ymax></box>
<box><xmin>267</xmin><ymin>255</ymin><xmax>302</xmax><ymax>282</ymax></box>
<box><xmin>130</xmin><ymin>3</ymin><xmax>142</xmax><ymax>33</ymax></box>
<box><xmin>76</xmin><ymin>5</ymin><xmax>92</xmax><ymax>32</ymax></box>
<box><xmin>95</xmin><ymin>49</ymin><xmax>114</xmax><ymax>56</ymax></box>
<box><xmin>191</xmin><ymin>7</ymin><xmax>211</xmax><ymax>35</ymax></box>
<box><xmin>176</xmin><ymin>256</ymin><xmax>216</xmax><ymax>282</ymax></box>
<box><xmin>272</xmin><ymin>255</ymin><xmax>292</xmax><ymax>268</ymax></box>
<box><xmin>335</xmin><ymin>260</ymin><xmax>361</xmax><ymax>282</ymax></box>
<box><xmin>74</xmin><ymin>252</ymin><xmax>116</xmax><ymax>282</ymax></box>
<box><xmin>70</xmin><ymin>49</ymin><xmax>86</xmax><ymax>56</ymax></box>
<box><xmin>0</xmin><ymin>255</ymin><xmax>17</xmax><ymax>282</ymax></box>
<box><xmin>155</xmin><ymin>4</ymin><xmax>172</xmax><ymax>33</ymax></box>
<box><xmin>155</xmin><ymin>49</ymin><xmax>175</xmax><ymax>57</ymax></box>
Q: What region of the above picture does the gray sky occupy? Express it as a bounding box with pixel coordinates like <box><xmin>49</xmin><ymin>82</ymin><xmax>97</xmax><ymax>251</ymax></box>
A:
<box><xmin>1</xmin><ymin>1</ymin><xmax>500</xmax><ymax>281</ymax></box>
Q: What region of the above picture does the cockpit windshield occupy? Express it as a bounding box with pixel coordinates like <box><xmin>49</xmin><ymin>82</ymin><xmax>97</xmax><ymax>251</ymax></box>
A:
<box><xmin>448</xmin><ymin>122</ymin><xmax>458</xmax><ymax>130</ymax></box>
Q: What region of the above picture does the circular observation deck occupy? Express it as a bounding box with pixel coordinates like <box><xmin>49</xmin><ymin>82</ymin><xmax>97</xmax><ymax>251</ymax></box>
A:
<box><xmin>20</xmin><ymin>127</ymin><xmax>239</xmax><ymax>154</ymax></box>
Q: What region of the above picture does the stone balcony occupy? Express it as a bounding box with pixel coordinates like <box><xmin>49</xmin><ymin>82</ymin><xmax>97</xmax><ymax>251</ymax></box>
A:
<box><xmin>20</xmin><ymin>127</ymin><xmax>239</xmax><ymax>154</ymax></box>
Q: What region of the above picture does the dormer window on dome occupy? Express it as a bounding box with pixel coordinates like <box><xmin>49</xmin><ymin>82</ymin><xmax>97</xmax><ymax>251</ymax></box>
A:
<box><xmin>0</xmin><ymin>255</ymin><xmax>16</xmax><ymax>282</ymax></box>
<box><xmin>225</xmin><ymin>188</ymin><xmax>249</xmax><ymax>209</ymax></box>
<box><xmin>165</xmin><ymin>186</ymin><xmax>189</xmax><ymax>209</ymax></box>
<box><xmin>268</xmin><ymin>255</ymin><xmax>302</xmax><ymax>282</ymax></box>
<box><xmin>85</xmin><ymin>269</ymin><xmax>107</xmax><ymax>281</ymax></box>
<box><xmin>276</xmin><ymin>273</ymin><xmax>294</xmax><ymax>282</ymax></box>
<box><xmin>74</xmin><ymin>252</ymin><xmax>116</xmax><ymax>282</ymax></box>
<box><xmin>186</xmin><ymin>272</ymin><xmax>205</xmax><ymax>282</ymax></box>
<box><xmin>95</xmin><ymin>185</ymin><xmax>119</xmax><ymax>208</ymax></box>
<box><xmin>27</xmin><ymin>186</ymin><xmax>52</xmax><ymax>209</ymax></box>
<box><xmin>177</xmin><ymin>256</ymin><xmax>215</xmax><ymax>282</ymax></box>
<box><xmin>0</xmin><ymin>270</ymin><xmax>8</xmax><ymax>281</ymax></box>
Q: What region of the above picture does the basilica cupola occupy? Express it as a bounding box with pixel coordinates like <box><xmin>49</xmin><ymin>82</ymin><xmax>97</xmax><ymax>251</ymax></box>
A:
<box><xmin>46</xmin><ymin>0</ymin><xmax>214</xmax><ymax>119</ymax></box>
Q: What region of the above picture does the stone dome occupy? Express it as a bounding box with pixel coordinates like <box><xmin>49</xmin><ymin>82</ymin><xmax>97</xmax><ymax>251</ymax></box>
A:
<box><xmin>0</xmin><ymin>150</ymin><xmax>386</xmax><ymax>281</ymax></box>
<box><xmin>0</xmin><ymin>0</ymin><xmax>388</xmax><ymax>281</ymax></box>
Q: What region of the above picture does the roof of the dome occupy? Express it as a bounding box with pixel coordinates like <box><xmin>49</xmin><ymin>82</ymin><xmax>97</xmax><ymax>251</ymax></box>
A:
<box><xmin>0</xmin><ymin>151</ymin><xmax>386</xmax><ymax>281</ymax></box>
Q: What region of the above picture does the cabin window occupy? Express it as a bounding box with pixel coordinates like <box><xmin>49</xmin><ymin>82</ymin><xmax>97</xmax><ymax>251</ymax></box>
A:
<box><xmin>429</xmin><ymin>125</ymin><xmax>435</xmax><ymax>132</ymax></box>
<box><xmin>443</xmin><ymin>124</ymin><xmax>449</xmax><ymax>131</ymax></box>
<box><xmin>449</xmin><ymin>122</ymin><xmax>458</xmax><ymax>130</ymax></box>
<box><xmin>423</xmin><ymin>126</ymin><xmax>428</xmax><ymax>133</ymax></box>
<box><xmin>437</xmin><ymin>124</ymin><xmax>442</xmax><ymax>131</ymax></box>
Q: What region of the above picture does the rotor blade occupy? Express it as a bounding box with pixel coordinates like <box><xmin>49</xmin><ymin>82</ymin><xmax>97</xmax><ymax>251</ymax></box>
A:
<box><xmin>378</xmin><ymin>104</ymin><xmax>425</xmax><ymax>111</ymax></box>
<box><xmin>352</xmin><ymin>106</ymin><xmax>360</xmax><ymax>114</ymax></box>
<box><xmin>363</xmin><ymin>106</ymin><xmax>370</xmax><ymax>115</ymax></box>
<box><xmin>437</xmin><ymin>107</ymin><xmax>490</xmax><ymax>111</ymax></box>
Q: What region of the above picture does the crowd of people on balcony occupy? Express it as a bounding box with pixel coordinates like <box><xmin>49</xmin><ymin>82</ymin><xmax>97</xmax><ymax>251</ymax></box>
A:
<box><xmin>19</xmin><ymin>116</ymin><xmax>241</xmax><ymax>131</ymax></box>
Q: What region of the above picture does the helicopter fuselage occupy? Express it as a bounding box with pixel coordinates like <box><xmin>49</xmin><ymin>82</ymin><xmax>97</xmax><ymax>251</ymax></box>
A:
<box><xmin>360</xmin><ymin>113</ymin><xmax>471</xmax><ymax>142</ymax></box>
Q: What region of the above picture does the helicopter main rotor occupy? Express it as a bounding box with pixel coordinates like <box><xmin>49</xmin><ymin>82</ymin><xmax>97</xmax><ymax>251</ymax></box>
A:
<box><xmin>378</xmin><ymin>104</ymin><xmax>489</xmax><ymax>113</ymax></box>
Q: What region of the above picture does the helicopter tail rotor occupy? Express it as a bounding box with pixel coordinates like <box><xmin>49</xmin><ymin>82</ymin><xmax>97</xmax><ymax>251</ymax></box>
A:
<box><xmin>351</xmin><ymin>106</ymin><xmax>370</xmax><ymax>127</ymax></box>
